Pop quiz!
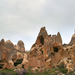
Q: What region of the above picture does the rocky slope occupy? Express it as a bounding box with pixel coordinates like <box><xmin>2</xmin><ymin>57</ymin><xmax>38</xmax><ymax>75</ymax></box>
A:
<box><xmin>0</xmin><ymin>27</ymin><xmax>75</xmax><ymax>74</ymax></box>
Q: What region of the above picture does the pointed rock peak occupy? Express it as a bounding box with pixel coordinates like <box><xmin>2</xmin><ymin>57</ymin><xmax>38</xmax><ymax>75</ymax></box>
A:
<box><xmin>5</xmin><ymin>40</ymin><xmax>15</xmax><ymax>49</ymax></box>
<box><xmin>57</xmin><ymin>32</ymin><xmax>61</xmax><ymax>36</ymax></box>
<box><xmin>6</xmin><ymin>40</ymin><xmax>11</xmax><ymax>43</ymax></box>
<box><xmin>56</xmin><ymin>32</ymin><xmax>62</xmax><ymax>44</ymax></box>
<box><xmin>40</xmin><ymin>27</ymin><xmax>46</xmax><ymax>33</ymax></box>
<box><xmin>69</xmin><ymin>34</ymin><xmax>75</xmax><ymax>45</ymax></box>
<box><xmin>18</xmin><ymin>40</ymin><xmax>23</xmax><ymax>43</ymax></box>
<box><xmin>72</xmin><ymin>34</ymin><xmax>75</xmax><ymax>37</ymax></box>
<box><xmin>1</xmin><ymin>39</ymin><xmax>5</xmax><ymax>45</ymax></box>
<box><xmin>5</xmin><ymin>40</ymin><xmax>13</xmax><ymax>44</ymax></box>
<box><xmin>1</xmin><ymin>39</ymin><xmax>5</xmax><ymax>43</ymax></box>
<box><xmin>17</xmin><ymin>40</ymin><xmax>25</xmax><ymax>52</ymax></box>
<box><xmin>18</xmin><ymin>40</ymin><xmax>24</xmax><ymax>44</ymax></box>
<box><xmin>17</xmin><ymin>40</ymin><xmax>24</xmax><ymax>46</ymax></box>
<box><xmin>39</xmin><ymin>27</ymin><xmax>48</xmax><ymax>37</ymax></box>
<box><xmin>57</xmin><ymin>32</ymin><xmax>62</xmax><ymax>38</ymax></box>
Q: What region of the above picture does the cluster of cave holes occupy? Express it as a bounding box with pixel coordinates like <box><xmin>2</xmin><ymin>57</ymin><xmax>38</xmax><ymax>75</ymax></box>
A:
<box><xmin>41</xmin><ymin>50</ymin><xmax>43</xmax><ymax>54</ymax></box>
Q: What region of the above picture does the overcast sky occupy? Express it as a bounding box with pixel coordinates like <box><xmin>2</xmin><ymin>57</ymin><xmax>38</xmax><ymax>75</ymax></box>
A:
<box><xmin>0</xmin><ymin>0</ymin><xmax>75</xmax><ymax>50</ymax></box>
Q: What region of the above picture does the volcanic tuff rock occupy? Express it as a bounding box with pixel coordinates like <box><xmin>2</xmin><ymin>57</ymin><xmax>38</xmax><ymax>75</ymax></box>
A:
<box><xmin>69</xmin><ymin>34</ymin><xmax>75</xmax><ymax>46</ymax></box>
<box><xmin>28</xmin><ymin>27</ymin><xmax>63</xmax><ymax>69</ymax></box>
<box><xmin>0</xmin><ymin>39</ymin><xmax>26</xmax><ymax>69</ymax></box>
<box><xmin>15</xmin><ymin>40</ymin><xmax>25</xmax><ymax>52</ymax></box>
<box><xmin>0</xmin><ymin>27</ymin><xmax>75</xmax><ymax>73</ymax></box>
<box><xmin>28</xmin><ymin>27</ymin><xmax>75</xmax><ymax>73</ymax></box>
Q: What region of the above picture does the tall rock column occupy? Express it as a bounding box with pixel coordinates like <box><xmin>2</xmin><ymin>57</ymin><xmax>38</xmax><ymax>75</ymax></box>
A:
<box><xmin>15</xmin><ymin>40</ymin><xmax>25</xmax><ymax>52</ymax></box>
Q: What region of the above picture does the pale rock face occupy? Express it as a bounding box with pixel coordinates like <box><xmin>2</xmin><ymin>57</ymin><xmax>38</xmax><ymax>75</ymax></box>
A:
<box><xmin>17</xmin><ymin>52</ymin><xmax>23</xmax><ymax>59</ymax></box>
<box><xmin>66</xmin><ymin>63</ymin><xmax>74</xmax><ymax>73</ymax></box>
<box><xmin>46</xmin><ymin>54</ymin><xmax>49</xmax><ymax>60</ymax></box>
<box><xmin>30</xmin><ymin>47</ymin><xmax>36</xmax><ymax>51</ymax></box>
<box><xmin>8</xmin><ymin>60</ymin><xmax>14</xmax><ymax>69</ymax></box>
<box><xmin>13</xmin><ymin>69</ymin><xmax>17</xmax><ymax>71</ymax></box>
<box><xmin>16</xmin><ymin>40</ymin><xmax>25</xmax><ymax>52</ymax></box>
<box><xmin>31</xmin><ymin>67</ymin><xmax>39</xmax><ymax>71</ymax></box>
<box><xmin>22</xmin><ymin>53</ymin><xmax>28</xmax><ymax>65</ymax></box>
<box><xmin>17</xmin><ymin>64</ymin><xmax>22</xmax><ymax>68</ymax></box>
<box><xmin>46</xmin><ymin>58</ymin><xmax>51</xmax><ymax>63</ymax></box>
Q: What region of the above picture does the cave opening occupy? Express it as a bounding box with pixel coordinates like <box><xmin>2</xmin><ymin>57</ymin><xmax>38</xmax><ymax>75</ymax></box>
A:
<box><xmin>14</xmin><ymin>59</ymin><xmax>23</xmax><ymax>66</ymax></box>
<box><xmin>40</xmin><ymin>36</ymin><xmax>44</xmax><ymax>45</ymax></box>
<box><xmin>41</xmin><ymin>51</ymin><xmax>43</xmax><ymax>54</ymax></box>
<box><xmin>51</xmin><ymin>53</ymin><xmax>55</xmax><ymax>56</ymax></box>
<box><xmin>0</xmin><ymin>64</ymin><xmax>4</xmax><ymax>69</ymax></box>
<box><xmin>22</xmin><ymin>65</ymin><xmax>24</xmax><ymax>68</ymax></box>
<box><xmin>53</xmin><ymin>47</ymin><xmax>58</xmax><ymax>52</ymax></box>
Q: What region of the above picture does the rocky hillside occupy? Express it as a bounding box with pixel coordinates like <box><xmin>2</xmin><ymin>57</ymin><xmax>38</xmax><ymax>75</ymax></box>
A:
<box><xmin>0</xmin><ymin>27</ymin><xmax>75</xmax><ymax>74</ymax></box>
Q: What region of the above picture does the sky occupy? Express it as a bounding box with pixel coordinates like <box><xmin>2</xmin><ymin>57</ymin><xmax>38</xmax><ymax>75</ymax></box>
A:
<box><xmin>0</xmin><ymin>0</ymin><xmax>75</xmax><ymax>50</ymax></box>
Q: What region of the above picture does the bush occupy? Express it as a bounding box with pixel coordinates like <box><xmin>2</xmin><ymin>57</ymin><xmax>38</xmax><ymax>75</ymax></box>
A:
<box><xmin>60</xmin><ymin>68</ymin><xmax>68</xmax><ymax>74</ymax></box>
<box><xmin>57</xmin><ymin>63</ymin><xmax>68</xmax><ymax>74</ymax></box>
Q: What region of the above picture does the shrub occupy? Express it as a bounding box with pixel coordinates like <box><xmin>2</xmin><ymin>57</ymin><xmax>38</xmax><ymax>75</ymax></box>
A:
<box><xmin>60</xmin><ymin>68</ymin><xmax>68</xmax><ymax>74</ymax></box>
<box><xmin>57</xmin><ymin>63</ymin><xmax>68</xmax><ymax>74</ymax></box>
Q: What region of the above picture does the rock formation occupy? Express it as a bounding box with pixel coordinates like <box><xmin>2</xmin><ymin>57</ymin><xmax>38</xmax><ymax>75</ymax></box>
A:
<box><xmin>0</xmin><ymin>27</ymin><xmax>75</xmax><ymax>73</ymax></box>
<box><xmin>69</xmin><ymin>34</ymin><xmax>75</xmax><ymax>46</ymax></box>
<box><xmin>0</xmin><ymin>39</ymin><xmax>26</xmax><ymax>69</ymax></box>
<box><xmin>28</xmin><ymin>27</ymin><xmax>63</xmax><ymax>70</ymax></box>
<box><xmin>28</xmin><ymin>27</ymin><xmax>75</xmax><ymax>72</ymax></box>
<box><xmin>15</xmin><ymin>40</ymin><xmax>25</xmax><ymax>52</ymax></box>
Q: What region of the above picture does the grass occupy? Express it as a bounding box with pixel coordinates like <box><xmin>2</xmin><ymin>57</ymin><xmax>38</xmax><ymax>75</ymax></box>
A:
<box><xmin>0</xmin><ymin>68</ymin><xmax>57</xmax><ymax>75</ymax></box>
<box><xmin>0</xmin><ymin>65</ymin><xmax>74</xmax><ymax>75</ymax></box>
<box><xmin>0</xmin><ymin>69</ymin><xmax>16</xmax><ymax>75</ymax></box>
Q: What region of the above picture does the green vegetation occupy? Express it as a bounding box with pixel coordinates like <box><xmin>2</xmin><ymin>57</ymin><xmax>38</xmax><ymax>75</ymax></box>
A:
<box><xmin>0</xmin><ymin>69</ymin><xmax>16</xmax><ymax>75</ymax></box>
<box><xmin>57</xmin><ymin>63</ymin><xmax>68</xmax><ymax>74</ymax></box>
<box><xmin>0</xmin><ymin>65</ymin><xmax>75</xmax><ymax>75</ymax></box>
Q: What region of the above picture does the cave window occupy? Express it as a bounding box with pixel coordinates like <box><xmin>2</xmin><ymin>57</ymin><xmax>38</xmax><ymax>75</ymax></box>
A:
<box><xmin>40</xmin><ymin>36</ymin><xmax>44</xmax><ymax>45</ymax></box>
<box><xmin>22</xmin><ymin>65</ymin><xmax>24</xmax><ymax>68</ymax></box>
<box><xmin>0</xmin><ymin>67</ymin><xmax>2</xmax><ymax>69</ymax></box>
<box><xmin>68</xmin><ymin>58</ymin><xmax>71</xmax><ymax>60</ymax></box>
<box><xmin>45</xmin><ymin>59</ymin><xmax>46</xmax><ymax>61</ymax></box>
<box><xmin>41</xmin><ymin>51</ymin><xmax>43</xmax><ymax>54</ymax></box>
<box><xmin>51</xmin><ymin>53</ymin><xmax>55</xmax><ymax>56</ymax></box>
<box><xmin>53</xmin><ymin>47</ymin><xmax>58</xmax><ymax>52</ymax></box>
<box><xmin>0</xmin><ymin>64</ymin><xmax>4</xmax><ymax>69</ymax></box>
<box><xmin>14</xmin><ymin>59</ymin><xmax>23</xmax><ymax>66</ymax></box>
